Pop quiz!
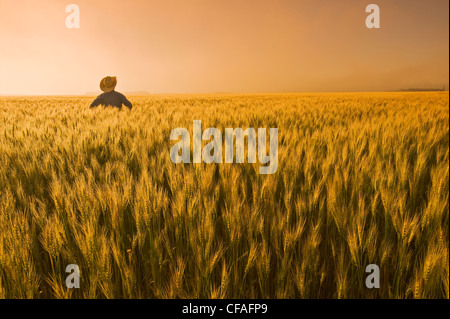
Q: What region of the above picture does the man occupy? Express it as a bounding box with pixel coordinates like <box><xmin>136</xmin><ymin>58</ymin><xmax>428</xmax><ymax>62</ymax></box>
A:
<box><xmin>90</xmin><ymin>76</ymin><xmax>132</xmax><ymax>110</ymax></box>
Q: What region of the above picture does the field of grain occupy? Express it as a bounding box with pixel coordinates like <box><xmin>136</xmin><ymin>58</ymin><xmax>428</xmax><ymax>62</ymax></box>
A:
<box><xmin>0</xmin><ymin>92</ymin><xmax>448</xmax><ymax>299</ymax></box>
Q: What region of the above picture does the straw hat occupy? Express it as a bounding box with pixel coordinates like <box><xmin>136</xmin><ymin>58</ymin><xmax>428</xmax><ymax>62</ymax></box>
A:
<box><xmin>100</xmin><ymin>76</ymin><xmax>117</xmax><ymax>92</ymax></box>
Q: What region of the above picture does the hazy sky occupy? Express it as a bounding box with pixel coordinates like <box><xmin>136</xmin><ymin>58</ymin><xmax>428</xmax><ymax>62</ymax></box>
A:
<box><xmin>0</xmin><ymin>0</ymin><xmax>448</xmax><ymax>95</ymax></box>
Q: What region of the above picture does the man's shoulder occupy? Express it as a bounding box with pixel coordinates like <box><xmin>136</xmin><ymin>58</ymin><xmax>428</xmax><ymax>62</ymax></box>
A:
<box><xmin>113</xmin><ymin>91</ymin><xmax>126</xmax><ymax>97</ymax></box>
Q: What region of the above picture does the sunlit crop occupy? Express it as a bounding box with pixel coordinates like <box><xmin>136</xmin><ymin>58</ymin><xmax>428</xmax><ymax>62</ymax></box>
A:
<box><xmin>0</xmin><ymin>92</ymin><xmax>448</xmax><ymax>298</ymax></box>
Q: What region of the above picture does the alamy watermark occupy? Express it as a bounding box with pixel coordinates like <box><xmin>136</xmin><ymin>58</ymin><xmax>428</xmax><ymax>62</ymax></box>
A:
<box><xmin>65</xmin><ymin>4</ymin><xmax>80</xmax><ymax>29</ymax></box>
<box><xmin>170</xmin><ymin>120</ymin><xmax>279</xmax><ymax>174</ymax></box>
<box><xmin>365</xmin><ymin>264</ymin><xmax>380</xmax><ymax>289</ymax></box>
<box><xmin>65</xmin><ymin>264</ymin><xmax>80</xmax><ymax>289</ymax></box>
<box><xmin>366</xmin><ymin>4</ymin><xmax>381</xmax><ymax>29</ymax></box>
<box><xmin>65</xmin><ymin>4</ymin><xmax>380</xmax><ymax>30</ymax></box>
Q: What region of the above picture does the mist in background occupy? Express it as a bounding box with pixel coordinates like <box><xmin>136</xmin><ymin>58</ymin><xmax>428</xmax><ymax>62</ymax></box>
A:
<box><xmin>0</xmin><ymin>0</ymin><xmax>448</xmax><ymax>95</ymax></box>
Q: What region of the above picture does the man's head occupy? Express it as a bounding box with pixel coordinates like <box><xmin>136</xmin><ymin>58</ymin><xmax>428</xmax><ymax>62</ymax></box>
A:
<box><xmin>100</xmin><ymin>76</ymin><xmax>117</xmax><ymax>92</ymax></box>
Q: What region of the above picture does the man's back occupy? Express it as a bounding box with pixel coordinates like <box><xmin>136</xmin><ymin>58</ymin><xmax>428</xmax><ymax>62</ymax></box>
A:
<box><xmin>90</xmin><ymin>90</ymin><xmax>132</xmax><ymax>109</ymax></box>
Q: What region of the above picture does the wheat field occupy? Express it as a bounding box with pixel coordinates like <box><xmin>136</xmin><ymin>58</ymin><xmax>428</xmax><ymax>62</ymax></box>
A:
<box><xmin>0</xmin><ymin>92</ymin><xmax>448</xmax><ymax>299</ymax></box>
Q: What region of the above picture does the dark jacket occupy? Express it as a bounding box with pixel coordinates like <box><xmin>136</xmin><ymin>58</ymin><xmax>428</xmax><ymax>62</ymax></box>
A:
<box><xmin>90</xmin><ymin>91</ymin><xmax>132</xmax><ymax>109</ymax></box>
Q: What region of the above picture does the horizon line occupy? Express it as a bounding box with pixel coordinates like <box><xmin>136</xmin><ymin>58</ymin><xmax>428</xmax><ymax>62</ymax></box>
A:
<box><xmin>1</xmin><ymin>89</ymin><xmax>449</xmax><ymax>97</ymax></box>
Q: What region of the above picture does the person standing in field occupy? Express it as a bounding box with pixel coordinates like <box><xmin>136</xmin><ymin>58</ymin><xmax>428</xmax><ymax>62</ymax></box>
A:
<box><xmin>90</xmin><ymin>76</ymin><xmax>132</xmax><ymax>110</ymax></box>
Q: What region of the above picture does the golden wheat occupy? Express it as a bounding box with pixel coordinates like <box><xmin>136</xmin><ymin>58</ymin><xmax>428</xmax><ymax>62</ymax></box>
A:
<box><xmin>0</xmin><ymin>92</ymin><xmax>448</xmax><ymax>299</ymax></box>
